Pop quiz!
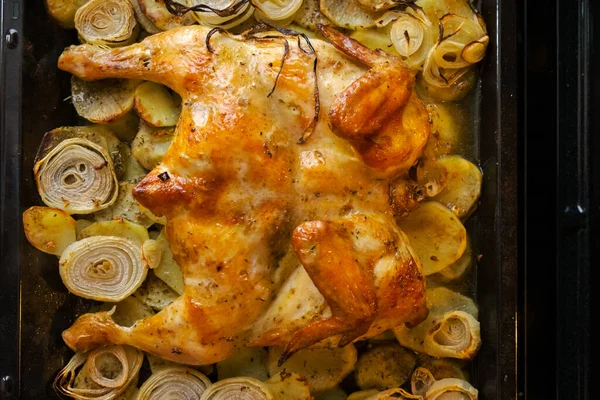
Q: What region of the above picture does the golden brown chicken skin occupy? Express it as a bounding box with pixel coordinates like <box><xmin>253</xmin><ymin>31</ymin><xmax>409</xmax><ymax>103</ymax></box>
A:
<box><xmin>58</xmin><ymin>24</ymin><xmax>429</xmax><ymax>365</ymax></box>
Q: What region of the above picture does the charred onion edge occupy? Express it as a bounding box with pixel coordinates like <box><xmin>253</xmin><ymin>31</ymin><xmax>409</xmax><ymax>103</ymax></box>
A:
<box><xmin>164</xmin><ymin>0</ymin><xmax>251</xmax><ymax>18</ymax></box>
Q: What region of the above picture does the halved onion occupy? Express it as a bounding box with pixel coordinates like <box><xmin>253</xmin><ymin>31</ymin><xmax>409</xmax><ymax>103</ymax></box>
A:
<box><xmin>54</xmin><ymin>345</ymin><xmax>143</xmax><ymax>400</ymax></box>
<box><xmin>138</xmin><ymin>367</ymin><xmax>212</xmax><ymax>399</ymax></box>
<box><xmin>394</xmin><ymin>287</ymin><xmax>480</xmax><ymax>360</ymax></box>
<box><xmin>59</xmin><ymin>236</ymin><xmax>149</xmax><ymax>302</ymax></box>
<box><xmin>424</xmin><ymin>310</ymin><xmax>481</xmax><ymax>359</ymax></box>
<box><xmin>187</xmin><ymin>0</ymin><xmax>253</xmax><ymax>28</ymax></box>
<box><xmin>200</xmin><ymin>377</ymin><xmax>272</xmax><ymax>400</ymax></box>
<box><xmin>74</xmin><ymin>0</ymin><xmax>139</xmax><ymax>46</ymax></box>
<box><xmin>388</xmin><ymin>7</ymin><xmax>435</xmax><ymax>70</ymax></box>
<box><xmin>426</xmin><ymin>378</ymin><xmax>478</xmax><ymax>400</ymax></box>
<box><xmin>411</xmin><ymin>367</ymin><xmax>435</xmax><ymax>396</ymax></box>
<box><xmin>34</xmin><ymin>138</ymin><xmax>119</xmax><ymax>215</ymax></box>
<box><xmin>253</xmin><ymin>0</ymin><xmax>303</xmax><ymax>21</ymax></box>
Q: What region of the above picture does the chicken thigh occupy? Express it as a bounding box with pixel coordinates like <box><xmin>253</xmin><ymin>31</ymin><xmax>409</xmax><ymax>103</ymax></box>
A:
<box><xmin>58</xmin><ymin>24</ymin><xmax>429</xmax><ymax>365</ymax></box>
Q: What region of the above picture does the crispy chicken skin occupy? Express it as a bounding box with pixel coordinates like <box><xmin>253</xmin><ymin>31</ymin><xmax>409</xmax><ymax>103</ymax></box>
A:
<box><xmin>58</xmin><ymin>25</ymin><xmax>429</xmax><ymax>365</ymax></box>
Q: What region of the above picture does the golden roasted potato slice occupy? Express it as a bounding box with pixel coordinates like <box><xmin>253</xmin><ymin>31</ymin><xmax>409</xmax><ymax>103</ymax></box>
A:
<box><xmin>23</xmin><ymin>206</ymin><xmax>76</xmax><ymax>256</ymax></box>
<box><xmin>92</xmin><ymin>183</ymin><xmax>154</xmax><ymax>228</ymax></box>
<box><xmin>314</xmin><ymin>387</ymin><xmax>348</xmax><ymax>400</ymax></box>
<box><xmin>153</xmin><ymin>229</ymin><xmax>184</xmax><ymax>294</ymax></box>
<box><xmin>137</xmin><ymin>0</ymin><xmax>195</xmax><ymax>31</ymax></box>
<box><xmin>131</xmin><ymin>121</ymin><xmax>174</xmax><ymax>170</ymax></box>
<box><xmin>44</xmin><ymin>0</ymin><xmax>89</xmax><ymax>29</ymax></box>
<box><xmin>350</xmin><ymin>28</ymin><xmax>397</xmax><ymax>55</ymax></box>
<box><xmin>217</xmin><ymin>347</ymin><xmax>269</xmax><ymax>381</ymax></box>
<box><xmin>423</xmin><ymin>102</ymin><xmax>460</xmax><ymax>158</ymax></box>
<box><xmin>437</xmin><ymin>234</ymin><xmax>472</xmax><ymax>280</ymax></box>
<box><xmin>92</xmin><ymin>296</ymin><xmax>155</xmax><ymax>327</ymax></box>
<box><xmin>79</xmin><ymin>219</ymin><xmax>149</xmax><ymax>245</ymax></box>
<box><xmin>105</xmin><ymin>112</ymin><xmax>140</xmax><ymax>143</ymax></box>
<box><xmin>293</xmin><ymin>0</ymin><xmax>331</xmax><ymax>29</ymax></box>
<box><xmin>320</xmin><ymin>0</ymin><xmax>382</xmax><ymax>29</ymax></box>
<box><xmin>268</xmin><ymin>345</ymin><xmax>357</xmax><ymax>392</ymax></box>
<box><xmin>433</xmin><ymin>156</ymin><xmax>482</xmax><ymax>219</ymax></box>
<box><xmin>399</xmin><ymin>201</ymin><xmax>466</xmax><ymax>275</ymax></box>
<box><xmin>119</xmin><ymin>143</ymin><xmax>148</xmax><ymax>183</ymax></box>
<box><xmin>133</xmin><ymin>82</ymin><xmax>181</xmax><ymax>127</ymax></box>
<box><xmin>133</xmin><ymin>272</ymin><xmax>179</xmax><ymax>311</ymax></box>
<box><xmin>71</xmin><ymin>77</ymin><xmax>140</xmax><ymax>123</ymax></box>
<box><xmin>355</xmin><ymin>343</ymin><xmax>417</xmax><ymax>390</ymax></box>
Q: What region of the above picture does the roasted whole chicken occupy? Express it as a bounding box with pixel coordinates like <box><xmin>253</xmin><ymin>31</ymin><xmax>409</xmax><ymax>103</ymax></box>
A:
<box><xmin>58</xmin><ymin>24</ymin><xmax>430</xmax><ymax>365</ymax></box>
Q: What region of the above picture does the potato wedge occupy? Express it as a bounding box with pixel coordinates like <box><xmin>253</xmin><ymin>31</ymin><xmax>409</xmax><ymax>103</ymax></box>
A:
<box><xmin>71</xmin><ymin>76</ymin><xmax>140</xmax><ymax>123</ymax></box>
<box><xmin>45</xmin><ymin>0</ymin><xmax>89</xmax><ymax>28</ymax></box>
<box><xmin>23</xmin><ymin>206</ymin><xmax>76</xmax><ymax>256</ymax></box>
<box><xmin>79</xmin><ymin>219</ymin><xmax>149</xmax><ymax>245</ymax></box>
<box><xmin>320</xmin><ymin>0</ymin><xmax>382</xmax><ymax>29</ymax></box>
<box><xmin>133</xmin><ymin>82</ymin><xmax>181</xmax><ymax>127</ymax></box>
<box><xmin>131</xmin><ymin>121</ymin><xmax>174</xmax><ymax>170</ymax></box>
<box><xmin>268</xmin><ymin>345</ymin><xmax>357</xmax><ymax>392</ymax></box>
<box><xmin>133</xmin><ymin>272</ymin><xmax>179</xmax><ymax>311</ymax></box>
<box><xmin>355</xmin><ymin>343</ymin><xmax>417</xmax><ymax>391</ymax></box>
<box><xmin>137</xmin><ymin>0</ymin><xmax>195</xmax><ymax>31</ymax></box>
<box><xmin>293</xmin><ymin>0</ymin><xmax>331</xmax><ymax>29</ymax></box>
<box><xmin>433</xmin><ymin>156</ymin><xmax>482</xmax><ymax>219</ymax></box>
<box><xmin>93</xmin><ymin>182</ymin><xmax>154</xmax><ymax>228</ymax></box>
<box><xmin>398</xmin><ymin>201</ymin><xmax>466</xmax><ymax>275</ymax></box>
<box><xmin>217</xmin><ymin>347</ymin><xmax>269</xmax><ymax>381</ymax></box>
<box><xmin>153</xmin><ymin>229</ymin><xmax>184</xmax><ymax>294</ymax></box>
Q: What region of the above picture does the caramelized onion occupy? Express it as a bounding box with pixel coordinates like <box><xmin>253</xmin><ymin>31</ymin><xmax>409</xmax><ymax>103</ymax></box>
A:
<box><xmin>138</xmin><ymin>367</ymin><xmax>212</xmax><ymax>399</ymax></box>
<box><xmin>34</xmin><ymin>138</ymin><xmax>119</xmax><ymax>215</ymax></box>
<box><xmin>59</xmin><ymin>236</ymin><xmax>149</xmax><ymax>302</ymax></box>
<box><xmin>74</xmin><ymin>0</ymin><xmax>139</xmax><ymax>46</ymax></box>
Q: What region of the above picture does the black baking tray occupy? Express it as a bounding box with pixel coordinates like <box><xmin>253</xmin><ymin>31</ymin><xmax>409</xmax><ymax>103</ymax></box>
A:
<box><xmin>0</xmin><ymin>0</ymin><xmax>524</xmax><ymax>398</ymax></box>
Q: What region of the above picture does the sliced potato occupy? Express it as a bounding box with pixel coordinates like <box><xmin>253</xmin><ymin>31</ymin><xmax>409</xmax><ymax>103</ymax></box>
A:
<box><xmin>71</xmin><ymin>76</ymin><xmax>140</xmax><ymax>123</ymax></box>
<box><xmin>153</xmin><ymin>229</ymin><xmax>184</xmax><ymax>294</ymax></box>
<box><xmin>433</xmin><ymin>156</ymin><xmax>482</xmax><ymax>219</ymax></box>
<box><xmin>355</xmin><ymin>343</ymin><xmax>417</xmax><ymax>390</ymax></box>
<box><xmin>350</xmin><ymin>27</ymin><xmax>398</xmax><ymax>55</ymax></box>
<box><xmin>437</xmin><ymin>234</ymin><xmax>472</xmax><ymax>280</ymax></box>
<box><xmin>347</xmin><ymin>390</ymin><xmax>380</xmax><ymax>400</ymax></box>
<box><xmin>147</xmin><ymin>353</ymin><xmax>214</xmax><ymax>376</ymax></box>
<box><xmin>268</xmin><ymin>345</ymin><xmax>357</xmax><ymax>392</ymax></box>
<box><xmin>133</xmin><ymin>272</ymin><xmax>179</xmax><ymax>311</ymax></box>
<box><xmin>217</xmin><ymin>347</ymin><xmax>269</xmax><ymax>381</ymax></box>
<box><xmin>130</xmin><ymin>0</ymin><xmax>161</xmax><ymax>33</ymax></box>
<box><xmin>75</xmin><ymin>219</ymin><xmax>93</xmax><ymax>239</ymax></box>
<box><xmin>93</xmin><ymin>182</ymin><xmax>154</xmax><ymax>228</ymax></box>
<box><xmin>137</xmin><ymin>0</ymin><xmax>196</xmax><ymax>31</ymax></box>
<box><xmin>320</xmin><ymin>0</ymin><xmax>382</xmax><ymax>30</ymax></box>
<box><xmin>45</xmin><ymin>0</ymin><xmax>89</xmax><ymax>28</ymax></box>
<box><xmin>133</xmin><ymin>82</ymin><xmax>181</xmax><ymax>127</ymax></box>
<box><xmin>266</xmin><ymin>372</ymin><xmax>313</xmax><ymax>400</ymax></box>
<box><xmin>79</xmin><ymin>219</ymin><xmax>150</xmax><ymax>245</ymax></box>
<box><xmin>398</xmin><ymin>201</ymin><xmax>466</xmax><ymax>275</ymax></box>
<box><xmin>422</xmin><ymin>102</ymin><xmax>460</xmax><ymax>158</ymax></box>
<box><xmin>421</xmin><ymin>357</ymin><xmax>468</xmax><ymax>381</ymax></box>
<box><xmin>23</xmin><ymin>206</ymin><xmax>76</xmax><ymax>256</ymax></box>
<box><xmin>138</xmin><ymin>202</ymin><xmax>167</xmax><ymax>225</ymax></box>
<box><xmin>131</xmin><ymin>121</ymin><xmax>174</xmax><ymax>170</ymax></box>
<box><xmin>92</xmin><ymin>296</ymin><xmax>154</xmax><ymax>327</ymax></box>
<box><xmin>292</xmin><ymin>0</ymin><xmax>331</xmax><ymax>29</ymax></box>
<box><xmin>119</xmin><ymin>143</ymin><xmax>148</xmax><ymax>183</ymax></box>
<box><xmin>415</xmin><ymin>0</ymin><xmax>475</xmax><ymax>23</ymax></box>
<box><xmin>105</xmin><ymin>111</ymin><xmax>140</xmax><ymax>142</ymax></box>
<box><xmin>314</xmin><ymin>387</ymin><xmax>348</xmax><ymax>400</ymax></box>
